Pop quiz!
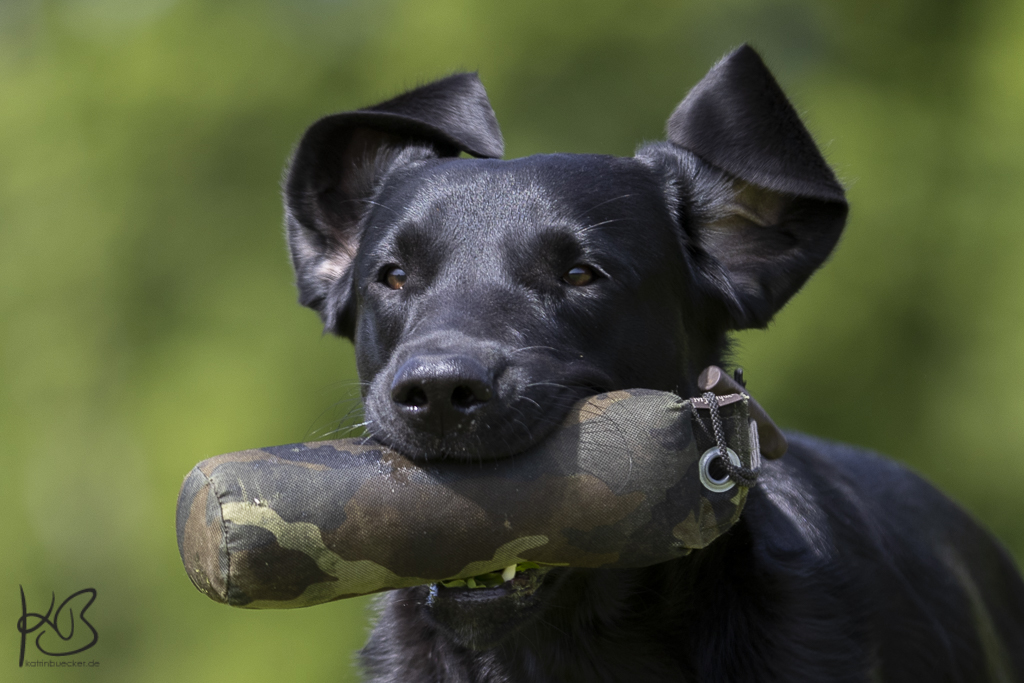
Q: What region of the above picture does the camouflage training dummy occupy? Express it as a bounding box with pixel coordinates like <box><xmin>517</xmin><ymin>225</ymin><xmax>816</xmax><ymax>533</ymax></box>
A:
<box><xmin>177</xmin><ymin>370</ymin><xmax>779</xmax><ymax>609</ymax></box>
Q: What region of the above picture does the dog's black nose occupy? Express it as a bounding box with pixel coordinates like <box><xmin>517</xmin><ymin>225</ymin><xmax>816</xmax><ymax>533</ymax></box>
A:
<box><xmin>390</xmin><ymin>355</ymin><xmax>495</xmax><ymax>434</ymax></box>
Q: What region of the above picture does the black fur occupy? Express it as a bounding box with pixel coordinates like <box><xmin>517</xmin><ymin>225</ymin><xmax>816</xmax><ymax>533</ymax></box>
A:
<box><xmin>283</xmin><ymin>46</ymin><xmax>1024</xmax><ymax>682</ymax></box>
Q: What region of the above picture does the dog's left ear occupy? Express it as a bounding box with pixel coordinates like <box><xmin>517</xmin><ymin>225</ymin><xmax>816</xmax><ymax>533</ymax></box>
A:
<box><xmin>637</xmin><ymin>45</ymin><xmax>848</xmax><ymax>329</ymax></box>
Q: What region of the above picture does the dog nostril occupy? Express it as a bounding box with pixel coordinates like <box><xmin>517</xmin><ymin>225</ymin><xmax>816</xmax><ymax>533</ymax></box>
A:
<box><xmin>451</xmin><ymin>383</ymin><xmax>492</xmax><ymax>410</ymax></box>
<box><xmin>404</xmin><ymin>386</ymin><xmax>428</xmax><ymax>408</ymax></box>
<box><xmin>393</xmin><ymin>384</ymin><xmax>429</xmax><ymax>408</ymax></box>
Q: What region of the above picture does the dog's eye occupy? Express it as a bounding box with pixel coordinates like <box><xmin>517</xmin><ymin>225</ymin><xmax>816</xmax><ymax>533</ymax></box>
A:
<box><xmin>562</xmin><ymin>265</ymin><xmax>597</xmax><ymax>287</ymax></box>
<box><xmin>384</xmin><ymin>267</ymin><xmax>408</xmax><ymax>290</ymax></box>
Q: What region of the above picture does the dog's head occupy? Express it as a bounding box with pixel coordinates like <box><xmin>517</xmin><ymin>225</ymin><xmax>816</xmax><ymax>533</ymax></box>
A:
<box><xmin>283</xmin><ymin>45</ymin><xmax>846</xmax><ymax>648</ymax></box>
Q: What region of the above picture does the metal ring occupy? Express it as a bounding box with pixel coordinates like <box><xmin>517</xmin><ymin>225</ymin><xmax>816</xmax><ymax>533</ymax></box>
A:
<box><xmin>699</xmin><ymin>446</ymin><xmax>741</xmax><ymax>493</ymax></box>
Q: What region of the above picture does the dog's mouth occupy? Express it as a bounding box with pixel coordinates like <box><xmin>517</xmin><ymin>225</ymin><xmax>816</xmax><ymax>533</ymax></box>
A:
<box><xmin>434</xmin><ymin>561</ymin><xmax>549</xmax><ymax>591</ymax></box>
<box><xmin>420</xmin><ymin>565</ymin><xmax>558</xmax><ymax>650</ymax></box>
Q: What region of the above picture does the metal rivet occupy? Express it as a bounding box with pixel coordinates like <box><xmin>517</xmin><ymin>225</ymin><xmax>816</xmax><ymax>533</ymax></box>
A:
<box><xmin>699</xmin><ymin>446</ymin><xmax>741</xmax><ymax>493</ymax></box>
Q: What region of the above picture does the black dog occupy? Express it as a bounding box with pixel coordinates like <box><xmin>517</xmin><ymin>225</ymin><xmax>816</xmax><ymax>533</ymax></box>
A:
<box><xmin>283</xmin><ymin>46</ymin><xmax>1024</xmax><ymax>682</ymax></box>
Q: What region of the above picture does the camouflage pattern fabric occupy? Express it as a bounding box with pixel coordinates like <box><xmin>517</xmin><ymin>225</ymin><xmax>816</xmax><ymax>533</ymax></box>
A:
<box><xmin>176</xmin><ymin>389</ymin><xmax>757</xmax><ymax>609</ymax></box>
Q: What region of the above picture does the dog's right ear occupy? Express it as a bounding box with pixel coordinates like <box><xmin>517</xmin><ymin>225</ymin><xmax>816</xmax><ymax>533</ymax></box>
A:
<box><xmin>284</xmin><ymin>73</ymin><xmax>504</xmax><ymax>336</ymax></box>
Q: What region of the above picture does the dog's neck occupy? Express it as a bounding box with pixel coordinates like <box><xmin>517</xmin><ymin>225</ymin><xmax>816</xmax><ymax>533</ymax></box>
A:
<box><xmin>358</xmin><ymin>519</ymin><xmax>759</xmax><ymax>682</ymax></box>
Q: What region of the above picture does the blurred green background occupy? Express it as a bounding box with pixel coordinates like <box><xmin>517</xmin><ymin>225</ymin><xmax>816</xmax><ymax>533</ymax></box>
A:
<box><xmin>3</xmin><ymin>0</ymin><xmax>1024</xmax><ymax>679</ymax></box>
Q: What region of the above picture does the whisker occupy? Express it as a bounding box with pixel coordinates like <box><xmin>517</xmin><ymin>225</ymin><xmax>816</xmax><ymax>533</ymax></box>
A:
<box><xmin>578</xmin><ymin>217</ymin><xmax>624</xmax><ymax>232</ymax></box>
<box><xmin>361</xmin><ymin>199</ymin><xmax>399</xmax><ymax>216</ymax></box>
<box><xmin>585</xmin><ymin>192</ymin><xmax>635</xmax><ymax>214</ymax></box>
<box><xmin>518</xmin><ymin>395</ymin><xmax>541</xmax><ymax>410</ymax></box>
<box><xmin>509</xmin><ymin>345</ymin><xmax>559</xmax><ymax>356</ymax></box>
